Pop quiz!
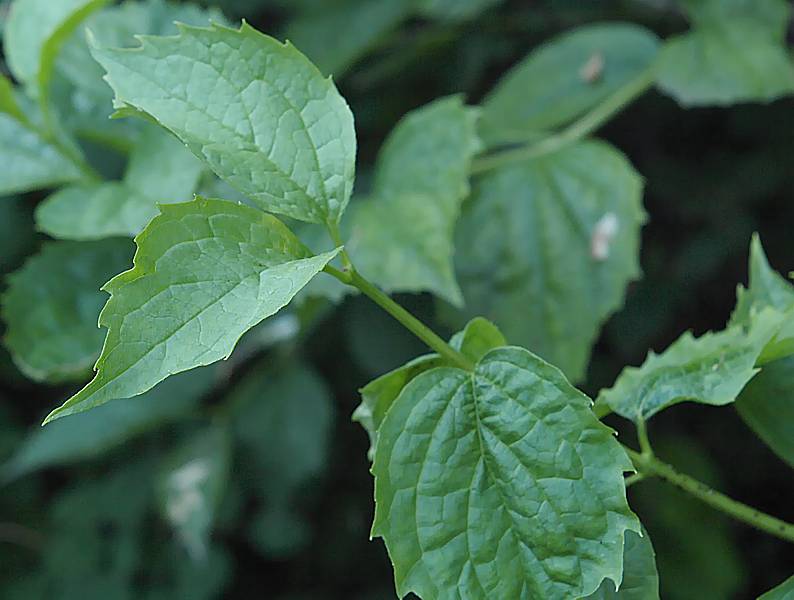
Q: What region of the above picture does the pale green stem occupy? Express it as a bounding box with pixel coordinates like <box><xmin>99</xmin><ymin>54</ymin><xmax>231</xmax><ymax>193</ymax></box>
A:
<box><xmin>470</xmin><ymin>61</ymin><xmax>658</xmax><ymax>174</ymax></box>
<box><xmin>625</xmin><ymin>446</ymin><xmax>794</xmax><ymax>544</ymax></box>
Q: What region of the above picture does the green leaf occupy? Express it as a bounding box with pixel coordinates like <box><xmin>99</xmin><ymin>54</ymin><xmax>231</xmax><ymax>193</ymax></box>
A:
<box><xmin>447</xmin><ymin>140</ymin><xmax>645</xmax><ymax>381</ymax></box>
<box><xmin>285</xmin><ymin>0</ymin><xmax>410</xmax><ymax>75</ymax></box>
<box><xmin>657</xmin><ymin>0</ymin><xmax>794</xmax><ymax>106</ymax></box>
<box><xmin>372</xmin><ymin>346</ymin><xmax>639</xmax><ymax>599</ymax></box>
<box><xmin>3</xmin><ymin>0</ymin><xmax>108</xmax><ymax>94</ymax></box>
<box><xmin>353</xmin><ymin>317</ymin><xmax>504</xmax><ymax>458</ymax></box>
<box><xmin>36</xmin><ymin>126</ymin><xmax>203</xmax><ymax>239</ymax></box>
<box><xmin>43</xmin><ymin>197</ymin><xmax>340</xmax><ymax>423</ymax></box>
<box><xmin>91</xmin><ymin>22</ymin><xmax>357</xmax><ymax>225</ymax></box>
<box><xmin>584</xmin><ymin>528</ymin><xmax>659</xmax><ymax>600</ymax></box>
<box><xmin>0</xmin><ymin>113</ymin><xmax>82</xmax><ymax>194</ymax></box>
<box><xmin>159</xmin><ymin>424</ymin><xmax>231</xmax><ymax>559</ymax></box>
<box><xmin>230</xmin><ymin>360</ymin><xmax>333</xmax><ymax>559</ymax></box>
<box><xmin>1</xmin><ymin>367</ymin><xmax>217</xmax><ymax>481</ymax></box>
<box><xmin>480</xmin><ymin>23</ymin><xmax>660</xmax><ymax>146</ymax></box>
<box><xmin>759</xmin><ymin>574</ymin><xmax>794</xmax><ymax>600</ymax></box>
<box><xmin>350</xmin><ymin>96</ymin><xmax>481</xmax><ymax>305</ymax></box>
<box><xmin>2</xmin><ymin>239</ymin><xmax>134</xmax><ymax>382</ymax></box>
<box><xmin>735</xmin><ymin>356</ymin><xmax>794</xmax><ymax>468</ymax></box>
<box><xmin>599</xmin><ymin>325</ymin><xmax>769</xmax><ymax>423</ymax></box>
<box><xmin>731</xmin><ymin>234</ymin><xmax>794</xmax><ymax>327</ymax></box>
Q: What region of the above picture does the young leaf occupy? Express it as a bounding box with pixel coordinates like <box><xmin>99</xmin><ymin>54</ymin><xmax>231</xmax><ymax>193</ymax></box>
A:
<box><xmin>159</xmin><ymin>424</ymin><xmax>231</xmax><ymax>560</ymax></box>
<box><xmin>584</xmin><ymin>528</ymin><xmax>659</xmax><ymax>600</ymax></box>
<box><xmin>43</xmin><ymin>197</ymin><xmax>340</xmax><ymax>423</ymax></box>
<box><xmin>0</xmin><ymin>113</ymin><xmax>83</xmax><ymax>194</ymax></box>
<box><xmin>36</xmin><ymin>126</ymin><xmax>203</xmax><ymax>239</ymax></box>
<box><xmin>759</xmin><ymin>574</ymin><xmax>794</xmax><ymax>600</ymax></box>
<box><xmin>447</xmin><ymin>140</ymin><xmax>645</xmax><ymax>381</ymax></box>
<box><xmin>598</xmin><ymin>326</ymin><xmax>769</xmax><ymax>424</ymax></box>
<box><xmin>1</xmin><ymin>367</ymin><xmax>217</xmax><ymax>481</ymax></box>
<box><xmin>2</xmin><ymin>239</ymin><xmax>134</xmax><ymax>382</ymax></box>
<box><xmin>91</xmin><ymin>22</ymin><xmax>356</xmax><ymax>225</ymax></box>
<box><xmin>3</xmin><ymin>0</ymin><xmax>108</xmax><ymax>95</ymax></box>
<box><xmin>285</xmin><ymin>0</ymin><xmax>411</xmax><ymax>75</ymax></box>
<box><xmin>480</xmin><ymin>23</ymin><xmax>660</xmax><ymax>146</ymax></box>
<box><xmin>657</xmin><ymin>0</ymin><xmax>794</xmax><ymax>106</ymax></box>
<box><xmin>735</xmin><ymin>356</ymin><xmax>794</xmax><ymax>469</ymax></box>
<box><xmin>350</xmin><ymin>96</ymin><xmax>481</xmax><ymax>305</ymax></box>
<box><xmin>373</xmin><ymin>346</ymin><xmax>639</xmax><ymax>600</ymax></box>
<box><xmin>353</xmin><ymin>317</ymin><xmax>504</xmax><ymax>457</ymax></box>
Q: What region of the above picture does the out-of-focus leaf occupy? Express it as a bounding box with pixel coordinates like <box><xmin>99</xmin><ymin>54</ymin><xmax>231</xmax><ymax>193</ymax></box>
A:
<box><xmin>41</xmin><ymin>457</ymin><xmax>155</xmax><ymax>598</ymax></box>
<box><xmin>0</xmin><ymin>196</ymin><xmax>35</xmax><ymax>274</ymax></box>
<box><xmin>159</xmin><ymin>424</ymin><xmax>231</xmax><ymax>559</ymax></box>
<box><xmin>2</xmin><ymin>239</ymin><xmax>133</xmax><ymax>383</ymax></box>
<box><xmin>416</xmin><ymin>0</ymin><xmax>504</xmax><ymax>21</ymax></box>
<box><xmin>141</xmin><ymin>543</ymin><xmax>232</xmax><ymax>600</ymax></box>
<box><xmin>373</xmin><ymin>346</ymin><xmax>639</xmax><ymax>599</ymax></box>
<box><xmin>92</xmin><ymin>22</ymin><xmax>356</xmax><ymax>225</ymax></box>
<box><xmin>736</xmin><ymin>356</ymin><xmax>794</xmax><ymax>468</ymax></box>
<box><xmin>584</xmin><ymin>528</ymin><xmax>660</xmax><ymax>600</ymax></box>
<box><xmin>350</xmin><ymin>96</ymin><xmax>481</xmax><ymax>305</ymax></box>
<box><xmin>657</xmin><ymin>0</ymin><xmax>794</xmax><ymax>106</ymax></box>
<box><xmin>37</xmin><ymin>126</ymin><xmax>203</xmax><ymax>239</ymax></box>
<box><xmin>1</xmin><ymin>367</ymin><xmax>217</xmax><ymax>481</ymax></box>
<box><xmin>3</xmin><ymin>0</ymin><xmax>107</xmax><ymax>94</ymax></box>
<box><xmin>0</xmin><ymin>113</ymin><xmax>82</xmax><ymax>194</ymax></box>
<box><xmin>230</xmin><ymin>360</ymin><xmax>333</xmax><ymax>558</ymax></box>
<box><xmin>480</xmin><ymin>23</ymin><xmax>660</xmax><ymax>146</ymax></box>
<box><xmin>44</xmin><ymin>198</ymin><xmax>339</xmax><ymax>423</ymax></box>
<box><xmin>285</xmin><ymin>0</ymin><xmax>410</xmax><ymax>75</ymax></box>
<box><xmin>0</xmin><ymin>72</ymin><xmax>25</xmax><ymax>121</ymax></box>
<box><xmin>448</xmin><ymin>140</ymin><xmax>645</xmax><ymax>381</ymax></box>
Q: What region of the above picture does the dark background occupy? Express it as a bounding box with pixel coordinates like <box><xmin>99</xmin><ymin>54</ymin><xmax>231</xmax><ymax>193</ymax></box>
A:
<box><xmin>1</xmin><ymin>0</ymin><xmax>793</xmax><ymax>598</ymax></box>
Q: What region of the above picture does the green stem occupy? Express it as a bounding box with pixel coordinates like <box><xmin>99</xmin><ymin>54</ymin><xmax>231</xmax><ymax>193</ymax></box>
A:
<box><xmin>625</xmin><ymin>446</ymin><xmax>794</xmax><ymax>544</ymax></box>
<box><xmin>470</xmin><ymin>62</ymin><xmax>658</xmax><ymax>174</ymax></box>
<box><xmin>324</xmin><ymin>265</ymin><xmax>474</xmax><ymax>371</ymax></box>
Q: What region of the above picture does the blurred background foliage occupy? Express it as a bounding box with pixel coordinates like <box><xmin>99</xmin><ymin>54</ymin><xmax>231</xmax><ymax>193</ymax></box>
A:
<box><xmin>0</xmin><ymin>0</ymin><xmax>793</xmax><ymax>598</ymax></box>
